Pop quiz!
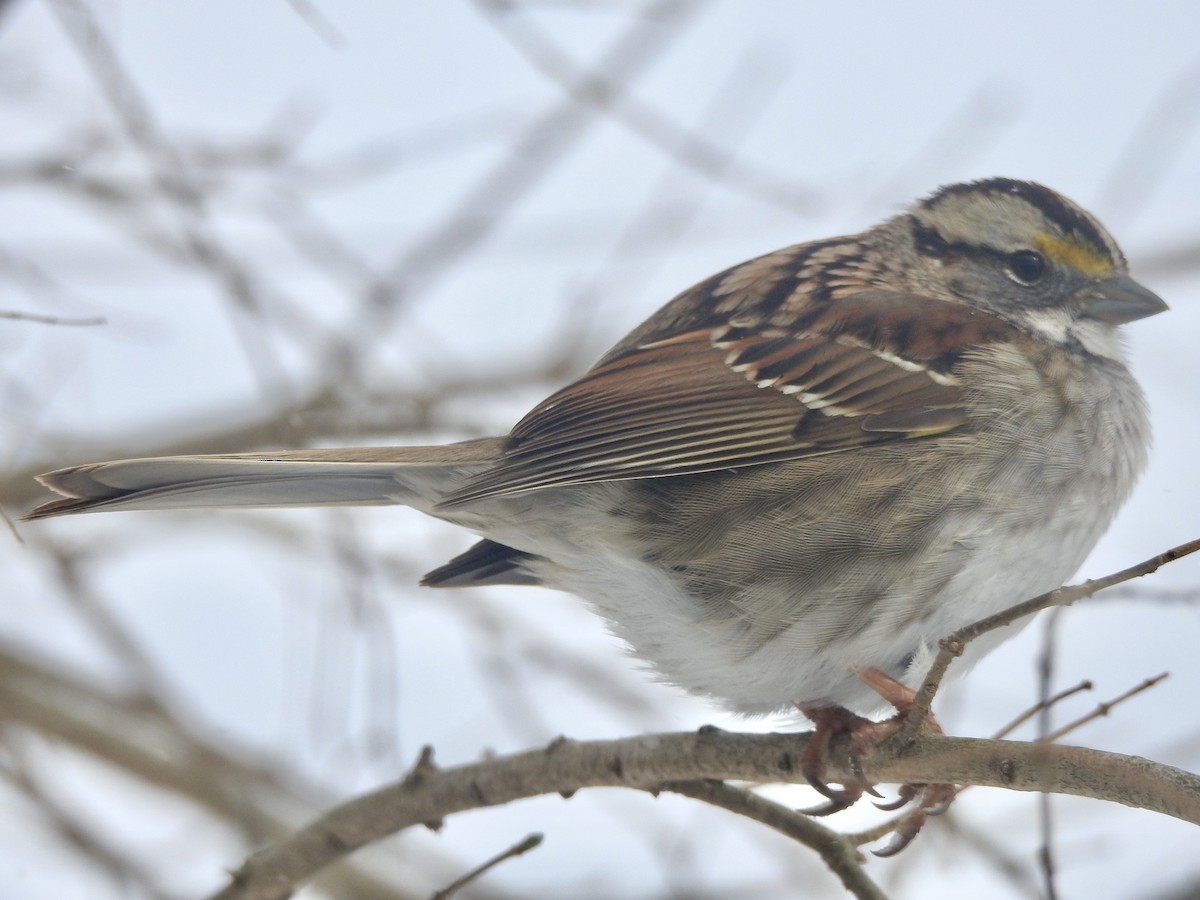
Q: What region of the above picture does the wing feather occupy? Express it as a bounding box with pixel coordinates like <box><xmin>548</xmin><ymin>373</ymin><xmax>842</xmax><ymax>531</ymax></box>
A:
<box><xmin>440</xmin><ymin>290</ymin><xmax>1008</xmax><ymax>506</ymax></box>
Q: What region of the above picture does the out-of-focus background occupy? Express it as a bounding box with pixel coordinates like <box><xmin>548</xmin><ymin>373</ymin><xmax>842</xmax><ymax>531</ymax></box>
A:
<box><xmin>1</xmin><ymin>2</ymin><xmax>1198</xmax><ymax>898</ymax></box>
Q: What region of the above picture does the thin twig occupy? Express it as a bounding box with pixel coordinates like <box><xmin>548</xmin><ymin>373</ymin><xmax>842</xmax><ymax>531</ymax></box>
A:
<box><xmin>0</xmin><ymin>735</ymin><xmax>171</xmax><ymax>898</ymax></box>
<box><xmin>847</xmin><ymin>672</ymin><xmax>1170</xmax><ymax>851</ymax></box>
<box><xmin>429</xmin><ymin>832</ymin><xmax>543</xmax><ymax>900</ymax></box>
<box><xmin>48</xmin><ymin>0</ymin><xmax>299</xmax><ymax>401</ymax></box>
<box><xmin>316</xmin><ymin>0</ymin><xmax>704</xmax><ymax>384</ymax></box>
<box><xmin>661</xmin><ymin>780</ymin><xmax>887</xmax><ymax>900</ymax></box>
<box><xmin>0</xmin><ymin>648</ymin><xmax>433</xmax><ymax>898</ymax></box>
<box><xmin>0</xmin><ymin>310</ymin><xmax>106</xmax><ymax>326</ymax></box>
<box><xmin>283</xmin><ymin>0</ymin><xmax>346</xmax><ymax>48</ymax></box>
<box><xmin>1043</xmin><ymin>673</ymin><xmax>1170</xmax><ymax>744</ymax></box>
<box><xmin>1036</xmin><ymin>609</ymin><xmax>1062</xmax><ymax>900</ymax></box>
<box><xmin>476</xmin><ymin>0</ymin><xmax>820</xmax><ymax>215</ymax></box>
<box><xmin>991</xmin><ymin>680</ymin><xmax>1094</xmax><ymax>741</ymax></box>
<box><xmin>901</xmin><ymin>536</ymin><xmax>1200</xmax><ymax>740</ymax></box>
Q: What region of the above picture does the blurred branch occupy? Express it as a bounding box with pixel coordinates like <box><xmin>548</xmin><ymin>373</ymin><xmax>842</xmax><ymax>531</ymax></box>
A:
<box><xmin>273</xmin><ymin>108</ymin><xmax>520</xmax><ymax>191</ymax></box>
<box><xmin>0</xmin><ymin>647</ymin><xmax>495</xmax><ymax>900</ymax></box>
<box><xmin>860</xmin><ymin>84</ymin><xmax>1018</xmax><ymax>212</ymax></box>
<box><xmin>0</xmin><ymin>309</ymin><xmax>105</xmax><ymax>325</ymax></box>
<box><xmin>0</xmin><ymin>735</ymin><xmax>173</xmax><ymax>899</ymax></box>
<box><xmin>1139</xmin><ymin>241</ymin><xmax>1200</xmax><ymax>281</ymax></box>
<box><xmin>1035</xmin><ymin>609</ymin><xmax>1062</xmax><ymax>900</ymax></box>
<box><xmin>1093</xmin><ymin>583</ymin><xmax>1200</xmax><ymax>605</ymax></box>
<box><xmin>282</xmin><ymin>0</ymin><xmax>346</xmax><ymax>49</ymax></box>
<box><xmin>554</xmin><ymin>40</ymin><xmax>792</xmax><ymax>339</ymax></box>
<box><xmin>47</xmin><ymin>0</ymin><xmax>303</xmax><ymax>400</ymax></box>
<box><xmin>1097</xmin><ymin>60</ymin><xmax>1200</xmax><ymax>222</ymax></box>
<box><xmin>0</xmin><ymin>647</ymin><xmax>314</xmax><ymax>844</ymax></box>
<box><xmin>476</xmin><ymin>0</ymin><xmax>822</xmax><ymax>215</ymax></box>
<box><xmin>0</xmin><ymin>0</ymin><xmax>23</xmax><ymax>27</ymax></box>
<box><xmin>326</xmin><ymin>0</ymin><xmax>707</xmax><ymax>382</ymax></box>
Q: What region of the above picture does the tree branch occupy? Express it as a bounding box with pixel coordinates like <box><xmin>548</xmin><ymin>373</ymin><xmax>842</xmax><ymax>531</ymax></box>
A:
<box><xmin>902</xmin><ymin>536</ymin><xmax>1200</xmax><ymax>737</ymax></box>
<box><xmin>209</xmin><ymin>538</ymin><xmax>1200</xmax><ymax>899</ymax></box>
<box><xmin>660</xmin><ymin>779</ymin><xmax>886</xmax><ymax>900</ymax></box>
<box><xmin>212</xmin><ymin>729</ymin><xmax>1200</xmax><ymax>900</ymax></box>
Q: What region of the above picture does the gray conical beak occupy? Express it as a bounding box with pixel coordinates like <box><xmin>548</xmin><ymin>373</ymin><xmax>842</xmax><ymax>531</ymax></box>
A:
<box><xmin>1076</xmin><ymin>274</ymin><xmax>1168</xmax><ymax>324</ymax></box>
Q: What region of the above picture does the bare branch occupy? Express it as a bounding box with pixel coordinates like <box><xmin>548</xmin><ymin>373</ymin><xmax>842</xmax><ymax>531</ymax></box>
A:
<box><xmin>903</xmin><ymin>536</ymin><xmax>1200</xmax><ymax>738</ymax></box>
<box><xmin>47</xmin><ymin>0</ymin><xmax>303</xmax><ymax>399</ymax></box>
<box><xmin>0</xmin><ymin>735</ymin><xmax>173</xmax><ymax>899</ymax></box>
<box><xmin>196</xmin><ymin>538</ymin><xmax>1200</xmax><ymax>899</ymax></box>
<box><xmin>476</xmin><ymin>0</ymin><xmax>821</xmax><ymax>215</ymax></box>
<box><xmin>210</xmin><ymin>728</ymin><xmax>1200</xmax><ymax>900</ymax></box>
<box><xmin>0</xmin><ymin>310</ymin><xmax>106</xmax><ymax>326</ymax></box>
<box><xmin>282</xmin><ymin>0</ymin><xmax>346</xmax><ymax>48</ymax></box>
<box><xmin>1097</xmin><ymin>60</ymin><xmax>1200</xmax><ymax>222</ymax></box>
<box><xmin>1043</xmin><ymin>673</ymin><xmax>1170</xmax><ymax>744</ymax></box>
<box><xmin>991</xmin><ymin>680</ymin><xmax>1094</xmax><ymax>741</ymax></box>
<box><xmin>0</xmin><ymin>648</ymin><xmax>459</xmax><ymax>899</ymax></box>
<box><xmin>1036</xmin><ymin>608</ymin><xmax>1063</xmax><ymax>900</ymax></box>
<box><xmin>661</xmin><ymin>779</ymin><xmax>886</xmax><ymax>900</ymax></box>
<box><xmin>429</xmin><ymin>832</ymin><xmax>543</xmax><ymax>900</ymax></box>
<box><xmin>326</xmin><ymin>0</ymin><xmax>707</xmax><ymax>382</ymax></box>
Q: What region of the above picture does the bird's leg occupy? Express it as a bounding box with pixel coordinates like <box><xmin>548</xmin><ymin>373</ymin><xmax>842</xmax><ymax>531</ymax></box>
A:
<box><xmin>855</xmin><ymin>667</ymin><xmax>957</xmax><ymax>856</ymax></box>
<box><xmin>797</xmin><ymin>669</ymin><xmax>956</xmax><ymax>853</ymax></box>
<box><xmin>797</xmin><ymin>704</ymin><xmax>882</xmax><ymax>814</ymax></box>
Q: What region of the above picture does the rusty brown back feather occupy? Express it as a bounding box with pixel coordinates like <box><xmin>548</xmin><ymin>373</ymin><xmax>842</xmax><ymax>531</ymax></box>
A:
<box><xmin>441</xmin><ymin>289</ymin><xmax>1019</xmax><ymax>506</ymax></box>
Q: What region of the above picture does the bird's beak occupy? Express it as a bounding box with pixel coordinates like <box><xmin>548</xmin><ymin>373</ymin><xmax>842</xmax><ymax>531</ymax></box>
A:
<box><xmin>1075</xmin><ymin>274</ymin><xmax>1168</xmax><ymax>324</ymax></box>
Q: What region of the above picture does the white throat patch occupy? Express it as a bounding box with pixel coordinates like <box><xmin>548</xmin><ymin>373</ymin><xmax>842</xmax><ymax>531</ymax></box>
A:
<box><xmin>1018</xmin><ymin>307</ymin><xmax>1124</xmax><ymax>360</ymax></box>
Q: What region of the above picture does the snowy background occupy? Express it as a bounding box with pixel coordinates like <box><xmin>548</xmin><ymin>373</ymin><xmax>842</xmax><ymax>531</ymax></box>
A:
<box><xmin>1</xmin><ymin>2</ymin><xmax>1199</xmax><ymax>898</ymax></box>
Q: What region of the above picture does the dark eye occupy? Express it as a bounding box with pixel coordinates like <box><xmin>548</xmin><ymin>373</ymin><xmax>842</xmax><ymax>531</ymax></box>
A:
<box><xmin>1006</xmin><ymin>250</ymin><xmax>1047</xmax><ymax>285</ymax></box>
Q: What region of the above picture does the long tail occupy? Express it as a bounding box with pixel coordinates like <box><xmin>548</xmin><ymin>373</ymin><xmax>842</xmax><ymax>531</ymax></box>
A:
<box><xmin>22</xmin><ymin>438</ymin><xmax>506</xmax><ymax>520</ymax></box>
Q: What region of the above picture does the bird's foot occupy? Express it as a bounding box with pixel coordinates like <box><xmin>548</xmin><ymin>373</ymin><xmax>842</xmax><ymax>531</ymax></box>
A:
<box><xmin>798</xmin><ymin>668</ymin><xmax>956</xmax><ymax>854</ymax></box>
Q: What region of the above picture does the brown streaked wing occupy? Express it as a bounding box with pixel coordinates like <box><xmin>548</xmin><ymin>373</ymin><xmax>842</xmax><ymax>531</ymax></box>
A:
<box><xmin>439</xmin><ymin>293</ymin><xmax>985</xmax><ymax>506</ymax></box>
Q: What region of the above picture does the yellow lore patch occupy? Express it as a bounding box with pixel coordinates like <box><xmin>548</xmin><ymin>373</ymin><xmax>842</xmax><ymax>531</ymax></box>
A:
<box><xmin>1033</xmin><ymin>233</ymin><xmax>1113</xmax><ymax>276</ymax></box>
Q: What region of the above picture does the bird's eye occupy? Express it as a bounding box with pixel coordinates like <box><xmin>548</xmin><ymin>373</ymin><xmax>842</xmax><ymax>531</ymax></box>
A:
<box><xmin>1006</xmin><ymin>250</ymin><xmax>1047</xmax><ymax>285</ymax></box>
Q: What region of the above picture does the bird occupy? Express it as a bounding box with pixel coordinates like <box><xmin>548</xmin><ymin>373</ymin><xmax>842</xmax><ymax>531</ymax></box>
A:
<box><xmin>24</xmin><ymin>179</ymin><xmax>1165</xmax><ymax>831</ymax></box>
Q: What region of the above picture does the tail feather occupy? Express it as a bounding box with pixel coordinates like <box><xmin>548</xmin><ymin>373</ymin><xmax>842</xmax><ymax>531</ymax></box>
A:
<box><xmin>23</xmin><ymin>438</ymin><xmax>506</xmax><ymax>520</ymax></box>
<box><xmin>420</xmin><ymin>538</ymin><xmax>540</xmax><ymax>588</ymax></box>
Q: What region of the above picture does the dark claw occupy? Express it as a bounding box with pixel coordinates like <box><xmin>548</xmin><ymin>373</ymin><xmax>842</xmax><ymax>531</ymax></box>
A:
<box><xmin>799</xmin><ymin>691</ymin><xmax>958</xmax><ymax>852</ymax></box>
<box><xmin>803</xmin><ymin>769</ymin><xmax>845</xmax><ymax>800</ymax></box>
<box><xmin>923</xmin><ymin>798</ymin><xmax>954</xmax><ymax>817</ymax></box>
<box><xmin>872</xmin><ymin>812</ymin><xmax>927</xmax><ymax>858</ymax></box>
<box><xmin>920</xmin><ymin>787</ymin><xmax>956</xmax><ymax>817</ymax></box>
<box><xmin>873</xmin><ymin>784</ymin><xmax>916</xmax><ymax>812</ymax></box>
<box><xmin>800</xmin><ymin>795</ymin><xmax>856</xmax><ymax>817</ymax></box>
<box><xmin>871</xmin><ymin>784</ymin><xmax>956</xmax><ymax>854</ymax></box>
<box><xmin>804</xmin><ymin>768</ymin><xmax>864</xmax><ymax>804</ymax></box>
<box><xmin>847</xmin><ymin>747</ymin><xmax>884</xmax><ymax>798</ymax></box>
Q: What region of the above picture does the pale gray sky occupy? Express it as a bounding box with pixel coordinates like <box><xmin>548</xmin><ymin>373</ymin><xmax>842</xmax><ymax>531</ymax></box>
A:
<box><xmin>2</xmin><ymin>3</ymin><xmax>1199</xmax><ymax>898</ymax></box>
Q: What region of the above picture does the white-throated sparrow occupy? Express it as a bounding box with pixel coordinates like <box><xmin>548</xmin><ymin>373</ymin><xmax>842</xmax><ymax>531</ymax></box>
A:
<box><xmin>25</xmin><ymin>179</ymin><xmax>1165</xmax><ymax>724</ymax></box>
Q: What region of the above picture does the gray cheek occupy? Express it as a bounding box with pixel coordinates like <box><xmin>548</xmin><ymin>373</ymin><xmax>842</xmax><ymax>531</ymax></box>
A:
<box><xmin>945</xmin><ymin>271</ymin><xmax>985</xmax><ymax>302</ymax></box>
